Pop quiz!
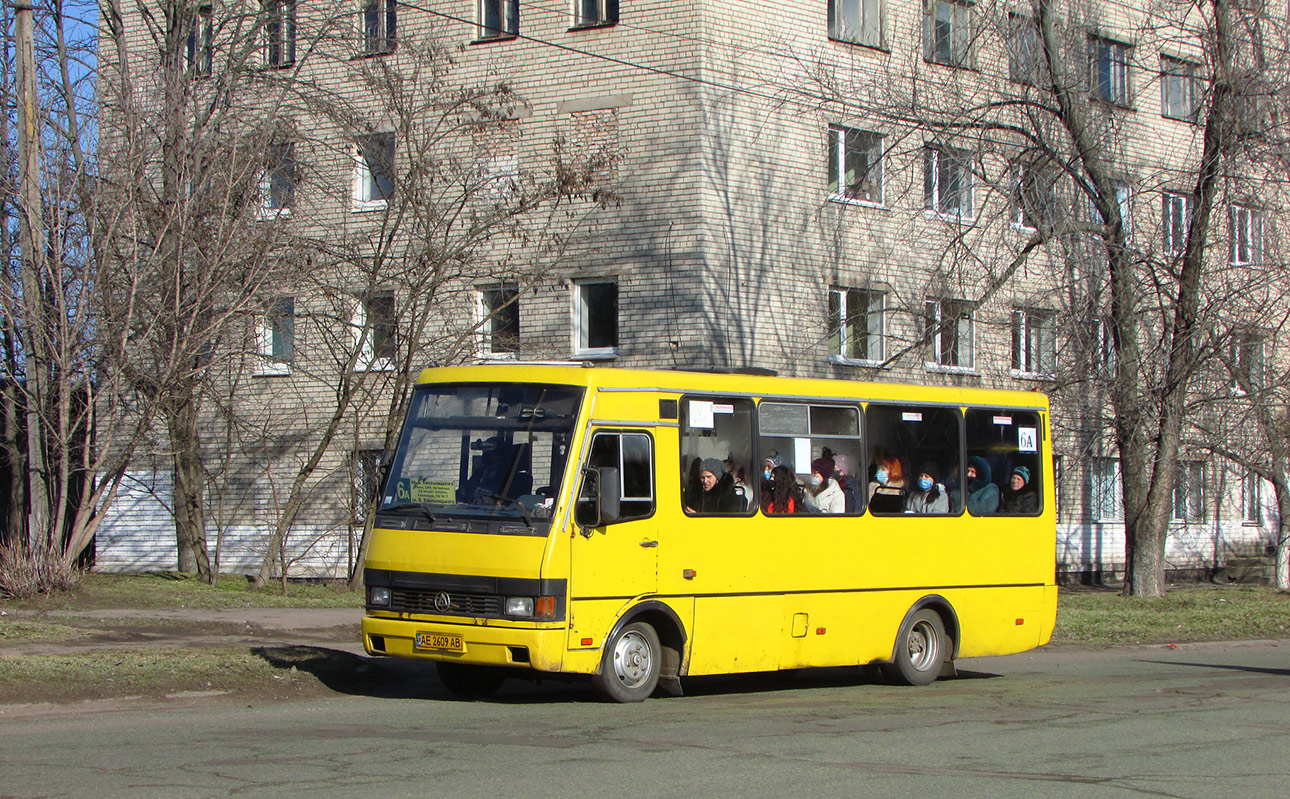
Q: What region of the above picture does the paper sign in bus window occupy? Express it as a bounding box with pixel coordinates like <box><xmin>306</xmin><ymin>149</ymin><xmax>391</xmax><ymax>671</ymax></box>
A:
<box><xmin>794</xmin><ymin>438</ymin><xmax>812</xmax><ymax>473</ymax></box>
<box><xmin>689</xmin><ymin>400</ymin><xmax>715</xmax><ymax>429</ymax></box>
<box><xmin>1018</xmin><ymin>427</ymin><xmax>1038</xmax><ymax>453</ymax></box>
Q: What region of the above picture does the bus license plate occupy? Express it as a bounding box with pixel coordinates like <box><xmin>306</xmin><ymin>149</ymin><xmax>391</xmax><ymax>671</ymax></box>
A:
<box><xmin>415</xmin><ymin>632</ymin><xmax>465</xmax><ymax>652</ymax></box>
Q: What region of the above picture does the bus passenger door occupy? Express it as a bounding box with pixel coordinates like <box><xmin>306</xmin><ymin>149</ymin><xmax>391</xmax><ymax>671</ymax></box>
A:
<box><xmin>568</xmin><ymin>430</ymin><xmax>658</xmax><ymax>650</ymax></box>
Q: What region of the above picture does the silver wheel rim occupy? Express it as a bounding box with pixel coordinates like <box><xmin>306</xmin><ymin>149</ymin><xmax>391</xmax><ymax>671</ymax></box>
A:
<box><xmin>611</xmin><ymin>630</ymin><xmax>653</xmax><ymax>688</ymax></box>
<box><xmin>907</xmin><ymin>619</ymin><xmax>940</xmax><ymax>672</ymax></box>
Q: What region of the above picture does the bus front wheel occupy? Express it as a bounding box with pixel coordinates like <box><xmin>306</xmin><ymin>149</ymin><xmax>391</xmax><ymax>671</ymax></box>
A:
<box><xmin>883</xmin><ymin>609</ymin><xmax>947</xmax><ymax>687</ymax></box>
<box><xmin>593</xmin><ymin>621</ymin><xmax>661</xmax><ymax>702</ymax></box>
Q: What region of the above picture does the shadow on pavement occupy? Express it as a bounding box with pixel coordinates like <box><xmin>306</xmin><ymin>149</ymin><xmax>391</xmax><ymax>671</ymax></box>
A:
<box><xmin>1137</xmin><ymin>659</ymin><xmax>1290</xmax><ymax>677</ymax></box>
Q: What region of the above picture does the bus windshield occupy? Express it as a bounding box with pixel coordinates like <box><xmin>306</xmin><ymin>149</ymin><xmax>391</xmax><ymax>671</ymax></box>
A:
<box><xmin>381</xmin><ymin>383</ymin><xmax>584</xmax><ymax>524</ymax></box>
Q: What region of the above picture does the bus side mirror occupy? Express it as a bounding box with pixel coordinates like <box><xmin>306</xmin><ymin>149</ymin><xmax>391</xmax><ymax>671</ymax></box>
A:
<box><xmin>575</xmin><ymin>467</ymin><xmax>622</xmax><ymax>535</ymax></box>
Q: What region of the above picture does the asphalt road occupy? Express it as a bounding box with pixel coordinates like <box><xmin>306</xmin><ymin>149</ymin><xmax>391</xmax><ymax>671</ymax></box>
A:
<box><xmin>2</xmin><ymin>640</ymin><xmax>1286</xmax><ymax>799</ymax></box>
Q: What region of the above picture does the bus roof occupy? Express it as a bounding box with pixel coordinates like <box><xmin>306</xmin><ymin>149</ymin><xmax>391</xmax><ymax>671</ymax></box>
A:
<box><xmin>413</xmin><ymin>363</ymin><xmax>1049</xmax><ymax>411</ymax></box>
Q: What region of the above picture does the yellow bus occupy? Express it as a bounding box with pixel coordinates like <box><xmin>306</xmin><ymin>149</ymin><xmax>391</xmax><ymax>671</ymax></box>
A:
<box><xmin>361</xmin><ymin>364</ymin><xmax>1057</xmax><ymax>701</ymax></box>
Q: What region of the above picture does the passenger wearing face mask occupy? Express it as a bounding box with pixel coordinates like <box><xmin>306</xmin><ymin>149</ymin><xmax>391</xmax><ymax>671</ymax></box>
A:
<box><xmin>905</xmin><ymin>461</ymin><xmax>949</xmax><ymax>514</ymax></box>
<box><xmin>867</xmin><ymin>455</ymin><xmax>906</xmax><ymax>513</ymax></box>
<box><xmin>804</xmin><ymin>456</ymin><xmax>844</xmax><ymax>514</ymax></box>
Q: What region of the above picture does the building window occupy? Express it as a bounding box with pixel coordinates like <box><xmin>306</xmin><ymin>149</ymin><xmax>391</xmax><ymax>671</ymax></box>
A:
<box><xmin>259</xmin><ymin>142</ymin><xmax>296</xmax><ymax>217</ymax></box>
<box><xmin>264</xmin><ymin>0</ymin><xmax>296</xmax><ymax>67</ymax></box>
<box><xmin>1095</xmin><ymin>317</ymin><xmax>1117</xmax><ymax>379</ymax></box>
<box><xmin>924</xmin><ymin>298</ymin><xmax>975</xmax><ymax>369</ymax></box>
<box><xmin>1161</xmin><ymin>56</ymin><xmax>1199</xmax><ymax>121</ymax></box>
<box><xmin>923</xmin><ymin>0</ymin><xmax>972</xmax><ymax>68</ymax></box>
<box><xmin>1231</xmin><ymin>327</ymin><xmax>1264</xmax><ymax>392</ymax></box>
<box><xmin>1090</xmin><ymin>457</ymin><xmax>1123</xmax><ymax>521</ymax></box>
<box><xmin>1173</xmin><ymin>461</ymin><xmax>1204</xmax><ymax>522</ymax></box>
<box><xmin>360</xmin><ymin>0</ymin><xmax>396</xmax><ymax>54</ymax></box>
<box><xmin>1162</xmin><ymin>191</ymin><xmax>1191</xmax><ymax>254</ymax></box>
<box><xmin>1090</xmin><ymin>36</ymin><xmax>1131</xmax><ymax>105</ymax></box>
<box><xmin>1008</xmin><ymin>13</ymin><xmax>1042</xmax><ymax>85</ymax></box>
<box><xmin>827</xmin><ymin>126</ymin><xmax>883</xmax><ymax>205</ymax></box>
<box><xmin>1242</xmin><ymin>471</ymin><xmax>1262</xmax><ymax>524</ymax></box>
<box><xmin>478</xmin><ymin>285</ymin><xmax>520</xmax><ymax>357</ymax></box>
<box><xmin>1089</xmin><ymin>181</ymin><xmax>1133</xmax><ymax>243</ymax></box>
<box><xmin>479</xmin><ymin>0</ymin><xmax>519</xmax><ymax>39</ymax></box>
<box><xmin>1013</xmin><ymin>161</ymin><xmax>1058</xmax><ymax>230</ymax></box>
<box><xmin>354</xmin><ymin>133</ymin><xmax>395</xmax><ymax>209</ymax></box>
<box><xmin>829</xmin><ymin>287</ymin><xmax>885</xmax><ymax>363</ymax></box>
<box><xmin>1011</xmin><ymin>308</ymin><xmax>1055</xmax><ymax>377</ymax></box>
<box><xmin>258</xmin><ymin>297</ymin><xmax>295</xmax><ymax>374</ymax></box>
<box><xmin>829</xmin><ymin>0</ymin><xmax>882</xmax><ymax>48</ymax></box>
<box><xmin>355</xmin><ymin>292</ymin><xmax>396</xmax><ymax>370</ymax></box>
<box><xmin>1231</xmin><ymin>205</ymin><xmax>1265</xmax><ymax>265</ymax></box>
<box><xmin>573</xmin><ymin>279</ymin><xmax>618</xmax><ymax>358</ymax></box>
<box><xmin>572</xmin><ymin>0</ymin><xmax>618</xmax><ymax>28</ymax></box>
<box><xmin>923</xmin><ymin>145</ymin><xmax>973</xmax><ymax>218</ymax></box>
<box><xmin>352</xmin><ymin>449</ymin><xmax>384</xmax><ymax>523</ymax></box>
<box><xmin>186</xmin><ymin>5</ymin><xmax>214</xmax><ymax>77</ymax></box>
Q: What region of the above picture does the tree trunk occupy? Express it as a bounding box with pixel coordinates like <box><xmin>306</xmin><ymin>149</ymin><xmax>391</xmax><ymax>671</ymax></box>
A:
<box><xmin>167</xmin><ymin>397</ymin><xmax>210</xmax><ymax>580</ymax></box>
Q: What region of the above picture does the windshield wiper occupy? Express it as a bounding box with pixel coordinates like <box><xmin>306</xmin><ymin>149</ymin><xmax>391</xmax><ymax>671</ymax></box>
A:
<box><xmin>381</xmin><ymin>502</ymin><xmax>437</xmax><ymax>524</ymax></box>
<box><xmin>482</xmin><ymin>493</ymin><xmax>534</xmax><ymax>528</ymax></box>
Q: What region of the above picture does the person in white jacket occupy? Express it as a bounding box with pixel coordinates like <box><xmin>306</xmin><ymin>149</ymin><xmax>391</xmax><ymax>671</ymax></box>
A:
<box><xmin>804</xmin><ymin>456</ymin><xmax>845</xmax><ymax>514</ymax></box>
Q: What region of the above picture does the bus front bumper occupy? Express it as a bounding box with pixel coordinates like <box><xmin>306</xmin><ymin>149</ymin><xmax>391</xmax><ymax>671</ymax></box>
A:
<box><xmin>361</xmin><ymin>614</ymin><xmax>567</xmax><ymax>673</ymax></box>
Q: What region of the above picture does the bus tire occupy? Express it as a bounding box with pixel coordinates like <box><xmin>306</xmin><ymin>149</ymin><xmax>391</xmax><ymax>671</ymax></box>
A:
<box><xmin>593</xmin><ymin>621</ymin><xmax>661</xmax><ymax>702</ymax></box>
<box><xmin>884</xmin><ymin>609</ymin><xmax>947</xmax><ymax>687</ymax></box>
<box><xmin>436</xmin><ymin>661</ymin><xmax>506</xmax><ymax>698</ymax></box>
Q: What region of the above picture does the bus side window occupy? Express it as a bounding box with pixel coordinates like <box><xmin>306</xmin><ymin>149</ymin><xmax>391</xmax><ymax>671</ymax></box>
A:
<box><xmin>587</xmin><ymin>432</ymin><xmax>655</xmax><ymax>522</ymax></box>
<box><xmin>865</xmin><ymin>404</ymin><xmax>963</xmax><ymax>515</ymax></box>
<box><xmin>965</xmin><ymin>409</ymin><xmax>1042</xmax><ymax>516</ymax></box>
<box><xmin>680</xmin><ymin>397</ymin><xmax>755</xmax><ymax>516</ymax></box>
<box><xmin>758</xmin><ymin>401</ymin><xmax>863</xmax><ymax>515</ymax></box>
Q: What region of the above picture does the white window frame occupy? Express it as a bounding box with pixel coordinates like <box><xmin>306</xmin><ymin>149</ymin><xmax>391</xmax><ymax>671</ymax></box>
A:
<box><xmin>1231</xmin><ymin>204</ymin><xmax>1265</xmax><ymax>265</ymax></box>
<box><xmin>923</xmin><ymin>145</ymin><xmax>973</xmax><ymax>219</ymax></box>
<box><xmin>479</xmin><ymin>0</ymin><xmax>519</xmax><ymax>39</ymax></box>
<box><xmin>353</xmin><ymin>133</ymin><xmax>395</xmax><ymax>210</ymax></box>
<box><xmin>477</xmin><ymin>285</ymin><xmax>520</xmax><ymax>359</ymax></box>
<box><xmin>572</xmin><ymin>0</ymin><xmax>617</xmax><ymax>28</ymax></box>
<box><xmin>1011</xmin><ymin>308</ymin><xmax>1056</xmax><ymax>378</ymax></box>
<box><xmin>353</xmin><ymin>292</ymin><xmax>396</xmax><ymax>372</ymax></box>
<box><xmin>257</xmin><ymin>297</ymin><xmax>295</xmax><ymax>375</ymax></box>
<box><xmin>1162</xmin><ymin>191</ymin><xmax>1191</xmax><ymax>255</ymax></box>
<box><xmin>829</xmin><ymin>0</ymin><xmax>882</xmax><ymax>49</ymax></box>
<box><xmin>264</xmin><ymin>0</ymin><xmax>296</xmax><ymax>68</ymax></box>
<box><xmin>1095</xmin><ymin>317</ymin><xmax>1118</xmax><ymax>379</ymax></box>
<box><xmin>1161</xmin><ymin>56</ymin><xmax>1199</xmax><ymax>121</ymax></box>
<box><xmin>186</xmin><ymin>4</ymin><xmax>214</xmax><ymax>78</ymax></box>
<box><xmin>1090</xmin><ymin>36</ymin><xmax>1131</xmax><ymax>106</ymax></box>
<box><xmin>572</xmin><ymin>278</ymin><xmax>619</xmax><ymax>360</ymax></box>
<box><xmin>924</xmin><ymin>298</ymin><xmax>975</xmax><ymax>371</ymax></box>
<box><xmin>359</xmin><ymin>0</ymin><xmax>396</xmax><ymax>55</ymax></box>
<box><xmin>1172</xmin><ymin>461</ymin><xmax>1204</xmax><ymax>523</ymax></box>
<box><xmin>827</xmin><ymin>126</ymin><xmax>884</xmax><ymax>206</ymax></box>
<box><xmin>1242</xmin><ymin>470</ymin><xmax>1263</xmax><ymax>525</ymax></box>
<box><xmin>1090</xmin><ymin>457</ymin><xmax>1123</xmax><ymax>521</ymax></box>
<box><xmin>1008</xmin><ymin>13</ymin><xmax>1042</xmax><ymax>85</ymax></box>
<box><xmin>1012</xmin><ymin>161</ymin><xmax>1058</xmax><ymax>231</ymax></box>
<box><xmin>829</xmin><ymin>287</ymin><xmax>885</xmax><ymax>365</ymax></box>
<box><xmin>923</xmin><ymin>0</ymin><xmax>973</xmax><ymax>68</ymax></box>
<box><xmin>258</xmin><ymin>142</ymin><xmax>295</xmax><ymax>219</ymax></box>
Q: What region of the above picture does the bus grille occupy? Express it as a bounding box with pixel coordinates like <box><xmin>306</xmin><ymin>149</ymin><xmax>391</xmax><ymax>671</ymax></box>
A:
<box><xmin>390</xmin><ymin>588</ymin><xmax>503</xmax><ymax>618</ymax></box>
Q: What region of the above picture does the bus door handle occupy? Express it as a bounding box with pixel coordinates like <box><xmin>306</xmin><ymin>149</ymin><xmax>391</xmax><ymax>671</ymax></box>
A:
<box><xmin>639</xmin><ymin>539</ymin><xmax>658</xmax><ymax>548</ymax></box>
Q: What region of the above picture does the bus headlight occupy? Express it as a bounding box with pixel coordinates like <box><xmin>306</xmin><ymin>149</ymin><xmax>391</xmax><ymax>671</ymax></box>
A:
<box><xmin>369</xmin><ymin>587</ymin><xmax>392</xmax><ymax>607</ymax></box>
<box><xmin>505</xmin><ymin>597</ymin><xmax>534</xmax><ymax>617</ymax></box>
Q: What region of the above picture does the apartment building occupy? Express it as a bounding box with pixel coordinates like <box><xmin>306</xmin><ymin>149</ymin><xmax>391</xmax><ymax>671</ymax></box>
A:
<box><xmin>96</xmin><ymin>1</ymin><xmax>1286</xmax><ymax>580</ymax></box>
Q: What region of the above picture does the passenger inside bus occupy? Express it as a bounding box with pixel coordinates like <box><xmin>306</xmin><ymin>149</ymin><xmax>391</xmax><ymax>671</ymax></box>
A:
<box><xmin>831</xmin><ymin>453</ymin><xmax>862</xmax><ymax>513</ymax></box>
<box><xmin>965</xmin><ymin>456</ymin><xmax>1001</xmax><ymax>515</ymax></box>
<box><xmin>905</xmin><ymin>461</ymin><xmax>949</xmax><ymax>514</ymax></box>
<box><xmin>763</xmin><ymin>464</ymin><xmax>806</xmax><ymax>514</ymax></box>
<box><xmin>685</xmin><ymin>457</ymin><xmax>743</xmax><ymax>514</ymax></box>
<box><xmin>1003</xmin><ymin>465</ymin><xmax>1038</xmax><ymax>514</ymax></box>
<box><xmin>804</xmin><ymin>456</ymin><xmax>845</xmax><ymax>514</ymax></box>
<box><xmin>868</xmin><ymin>455</ymin><xmax>905</xmax><ymax>513</ymax></box>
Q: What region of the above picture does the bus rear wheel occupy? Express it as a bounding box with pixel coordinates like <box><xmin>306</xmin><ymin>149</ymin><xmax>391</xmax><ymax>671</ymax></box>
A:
<box><xmin>593</xmin><ymin>621</ymin><xmax>661</xmax><ymax>702</ymax></box>
<box><xmin>436</xmin><ymin>661</ymin><xmax>506</xmax><ymax>698</ymax></box>
<box><xmin>883</xmin><ymin>609</ymin><xmax>947</xmax><ymax>687</ymax></box>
